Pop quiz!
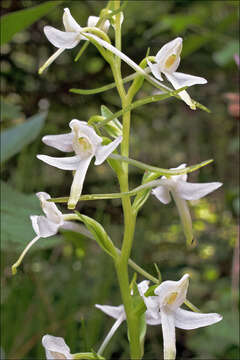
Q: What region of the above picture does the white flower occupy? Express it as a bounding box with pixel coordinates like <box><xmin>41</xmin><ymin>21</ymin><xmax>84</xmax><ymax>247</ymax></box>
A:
<box><xmin>12</xmin><ymin>192</ymin><xmax>63</xmax><ymax>274</ymax></box>
<box><xmin>152</xmin><ymin>163</ymin><xmax>222</xmax><ymax>245</ymax></box>
<box><xmin>37</xmin><ymin>120</ymin><xmax>122</xmax><ymax>209</ymax></box>
<box><xmin>42</xmin><ymin>335</ymin><xmax>72</xmax><ymax>359</ymax></box>
<box><xmin>39</xmin><ymin>8</ymin><xmax>110</xmax><ymax>74</ymax></box>
<box><xmin>95</xmin><ymin>281</ymin><xmax>159</xmax><ymax>355</ymax></box>
<box><xmin>147</xmin><ymin>37</ymin><xmax>207</xmax><ymax>109</ymax></box>
<box><xmin>154</xmin><ymin>274</ymin><xmax>222</xmax><ymax>360</ymax></box>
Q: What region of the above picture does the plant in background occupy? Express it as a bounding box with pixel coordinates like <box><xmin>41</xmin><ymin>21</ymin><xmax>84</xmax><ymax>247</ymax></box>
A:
<box><xmin>12</xmin><ymin>1</ymin><xmax>223</xmax><ymax>359</ymax></box>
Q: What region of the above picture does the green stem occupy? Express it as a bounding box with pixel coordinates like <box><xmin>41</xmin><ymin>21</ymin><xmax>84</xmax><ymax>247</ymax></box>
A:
<box><xmin>111</xmin><ymin>1</ymin><xmax>142</xmax><ymax>358</ymax></box>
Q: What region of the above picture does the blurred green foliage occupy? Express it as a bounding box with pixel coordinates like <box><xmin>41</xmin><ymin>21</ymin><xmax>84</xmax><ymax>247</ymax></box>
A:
<box><xmin>1</xmin><ymin>0</ymin><xmax>239</xmax><ymax>359</ymax></box>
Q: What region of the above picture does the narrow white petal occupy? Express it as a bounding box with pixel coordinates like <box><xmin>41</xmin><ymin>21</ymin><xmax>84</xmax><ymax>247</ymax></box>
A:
<box><xmin>30</xmin><ymin>215</ymin><xmax>60</xmax><ymax>238</ymax></box>
<box><xmin>63</xmin><ymin>8</ymin><xmax>81</xmax><ymax>32</ymax></box>
<box><xmin>68</xmin><ymin>156</ymin><xmax>92</xmax><ymax>209</ymax></box>
<box><xmin>171</xmin><ymin>190</ymin><xmax>193</xmax><ymax>245</ymax></box>
<box><xmin>11</xmin><ymin>235</ymin><xmax>40</xmax><ymax>275</ymax></box>
<box><xmin>42</xmin><ymin>335</ymin><xmax>72</xmax><ymax>359</ymax></box>
<box><xmin>147</xmin><ymin>60</ymin><xmax>163</xmax><ymax>81</ymax></box>
<box><xmin>175</xmin><ymin>308</ymin><xmax>222</xmax><ymax>330</ymax></box>
<box><xmin>44</xmin><ymin>26</ymin><xmax>80</xmax><ymax>49</ymax></box>
<box><xmin>155</xmin><ymin>275</ymin><xmax>189</xmax><ymax>311</ymax></box>
<box><xmin>95</xmin><ymin>304</ymin><xmax>126</xmax><ymax>320</ymax></box>
<box><xmin>42</xmin><ymin>133</ymin><xmax>74</xmax><ymax>152</ymax></box>
<box><xmin>176</xmin><ymin>181</ymin><xmax>222</xmax><ymax>201</ymax></box>
<box><xmin>37</xmin><ymin>155</ymin><xmax>80</xmax><ymax>170</ymax></box>
<box><xmin>94</xmin><ymin>136</ymin><xmax>122</xmax><ymax>165</ymax></box>
<box><xmin>164</xmin><ymin>72</ymin><xmax>196</xmax><ymax>110</ymax></box>
<box><xmin>172</xmin><ymin>72</ymin><xmax>207</xmax><ymax>87</ymax></box>
<box><xmin>152</xmin><ymin>186</ymin><xmax>172</xmax><ymax>204</ymax></box>
<box><xmin>36</xmin><ymin>192</ymin><xmax>63</xmax><ymax>225</ymax></box>
<box><xmin>97</xmin><ymin>316</ymin><xmax>124</xmax><ymax>356</ymax></box>
<box><xmin>161</xmin><ymin>310</ymin><xmax>176</xmax><ymax>360</ymax></box>
<box><xmin>38</xmin><ymin>48</ymin><xmax>65</xmax><ymax>74</ymax></box>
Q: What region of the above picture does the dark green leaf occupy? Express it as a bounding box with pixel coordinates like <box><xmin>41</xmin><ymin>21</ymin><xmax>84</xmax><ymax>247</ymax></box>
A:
<box><xmin>0</xmin><ymin>1</ymin><xmax>63</xmax><ymax>45</ymax></box>
<box><xmin>0</xmin><ymin>111</ymin><xmax>46</xmax><ymax>163</ymax></box>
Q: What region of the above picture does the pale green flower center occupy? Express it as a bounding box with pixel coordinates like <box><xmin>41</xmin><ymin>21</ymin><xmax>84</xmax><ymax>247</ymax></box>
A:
<box><xmin>165</xmin><ymin>54</ymin><xmax>177</xmax><ymax>69</ymax></box>
<box><xmin>166</xmin><ymin>292</ymin><xmax>178</xmax><ymax>305</ymax></box>
<box><xmin>78</xmin><ymin>137</ymin><xmax>92</xmax><ymax>152</ymax></box>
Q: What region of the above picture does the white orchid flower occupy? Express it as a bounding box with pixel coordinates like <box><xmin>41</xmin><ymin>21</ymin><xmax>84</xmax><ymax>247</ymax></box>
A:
<box><xmin>154</xmin><ymin>274</ymin><xmax>222</xmax><ymax>360</ymax></box>
<box><xmin>147</xmin><ymin>37</ymin><xmax>207</xmax><ymax>109</ymax></box>
<box><xmin>42</xmin><ymin>335</ymin><xmax>72</xmax><ymax>359</ymax></box>
<box><xmin>39</xmin><ymin>8</ymin><xmax>110</xmax><ymax>74</ymax></box>
<box><xmin>12</xmin><ymin>192</ymin><xmax>64</xmax><ymax>274</ymax></box>
<box><xmin>37</xmin><ymin>120</ymin><xmax>122</xmax><ymax>209</ymax></box>
<box><xmin>152</xmin><ymin>163</ymin><xmax>222</xmax><ymax>245</ymax></box>
<box><xmin>95</xmin><ymin>281</ymin><xmax>159</xmax><ymax>355</ymax></box>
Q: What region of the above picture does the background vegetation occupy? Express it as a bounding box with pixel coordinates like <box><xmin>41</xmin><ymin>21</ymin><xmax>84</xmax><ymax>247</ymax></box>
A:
<box><xmin>1</xmin><ymin>0</ymin><xmax>239</xmax><ymax>359</ymax></box>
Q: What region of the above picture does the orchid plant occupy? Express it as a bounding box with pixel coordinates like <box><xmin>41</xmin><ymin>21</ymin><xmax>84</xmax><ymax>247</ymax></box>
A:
<box><xmin>12</xmin><ymin>1</ymin><xmax>223</xmax><ymax>359</ymax></box>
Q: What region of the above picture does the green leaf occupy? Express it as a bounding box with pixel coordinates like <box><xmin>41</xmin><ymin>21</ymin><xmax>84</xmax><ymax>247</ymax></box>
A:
<box><xmin>0</xmin><ymin>1</ymin><xmax>63</xmax><ymax>45</ymax></box>
<box><xmin>75</xmin><ymin>212</ymin><xmax>117</xmax><ymax>258</ymax></box>
<box><xmin>0</xmin><ymin>181</ymin><xmax>61</xmax><ymax>251</ymax></box>
<box><xmin>0</xmin><ymin>111</ymin><xmax>46</xmax><ymax>163</ymax></box>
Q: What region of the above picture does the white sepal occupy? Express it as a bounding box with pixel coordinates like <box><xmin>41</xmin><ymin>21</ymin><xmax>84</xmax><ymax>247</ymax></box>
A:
<box><xmin>175</xmin><ymin>308</ymin><xmax>223</xmax><ymax>330</ymax></box>
<box><xmin>42</xmin><ymin>133</ymin><xmax>74</xmax><ymax>152</ymax></box>
<box><xmin>87</xmin><ymin>16</ymin><xmax>110</xmax><ymax>33</ymax></box>
<box><xmin>95</xmin><ymin>304</ymin><xmax>126</xmax><ymax>320</ymax></box>
<box><xmin>63</xmin><ymin>8</ymin><xmax>81</xmax><ymax>32</ymax></box>
<box><xmin>175</xmin><ymin>180</ymin><xmax>223</xmax><ymax>201</ymax></box>
<box><xmin>44</xmin><ymin>26</ymin><xmax>81</xmax><ymax>49</ymax></box>
<box><xmin>164</xmin><ymin>72</ymin><xmax>196</xmax><ymax>109</ymax></box>
<box><xmin>37</xmin><ymin>155</ymin><xmax>80</xmax><ymax>170</ymax></box>
<box><xmin>42</xmin><ymin>334</ymin><xmax>72</xmax><ymax>359</ymax></box>
<box><xmin>170</xmin><ymin>72</ymin><xmax>207</xmax><ymax>87</ymax></box>
<box><xmin>152</xmin><ymin>186</ymin><xmax>171</xmax><ymax>204</ymax></box>
<box><xmin>30</xmin><ymin>215</ymin><xmax>60</xmax><ymax>238</ymax></box>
